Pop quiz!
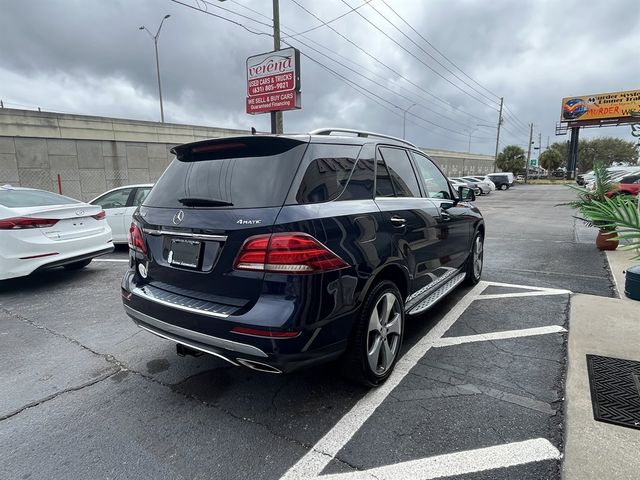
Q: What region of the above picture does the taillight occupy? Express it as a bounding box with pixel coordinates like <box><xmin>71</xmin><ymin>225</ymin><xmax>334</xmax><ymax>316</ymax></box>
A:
<box><xmin>92</xmin><ymin>210</ymin><xmax>106</xmax><ymax>220</ymax></box>
<box><xmin>234</xmin><ymin>233</ymin><xmax>348</xmax><ymax>274</ymax></box>
<box><xmin>128</xmin><ymin>222</ymin><xmax>147</xmax><ymax>254</ymax></box>
<box><xmin>0</xmin><ymin>217</ymin><xmax>59</xmax><ymax>229</ymax></box>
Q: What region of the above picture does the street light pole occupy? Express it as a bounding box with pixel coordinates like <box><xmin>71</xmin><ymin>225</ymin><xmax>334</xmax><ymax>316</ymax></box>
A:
<box><xmin>402</xmin><ymin>103</ymin><xmax>416</xmax><ymax>139</ymax></box>
<box><xmin>139</xmin><ymin>15</ymin><xmax>171</xmax><ymax>123</ymax></box>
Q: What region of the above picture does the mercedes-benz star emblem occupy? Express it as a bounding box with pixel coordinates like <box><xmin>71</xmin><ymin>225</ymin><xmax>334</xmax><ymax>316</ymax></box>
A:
<box><xmin>172</xmin><ymin>210</ymin><xmax>184</xmax><ymax>225</ymax></box>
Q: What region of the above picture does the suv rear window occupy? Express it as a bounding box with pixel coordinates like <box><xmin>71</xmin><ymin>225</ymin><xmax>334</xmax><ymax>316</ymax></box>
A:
<box><xmin>295</xmin><ymin>144</ymin><xmax>367</xmax><ymax>204</ymax></box>
<box><xmin>144</xmin><ymin>139</ymin><xmax>308</xmax><ymax>209</ymax></box>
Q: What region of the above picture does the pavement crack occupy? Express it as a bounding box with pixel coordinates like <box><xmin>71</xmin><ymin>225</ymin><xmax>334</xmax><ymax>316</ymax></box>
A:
<box><xmin>0</xmin><ymin>369</ymin><xmax>121</xmax><ymax>422</ymax></box>
<box><xmin>486</xmin><ymin>339</ymin><xmax>562</xmax><ymax>365</ymax></box>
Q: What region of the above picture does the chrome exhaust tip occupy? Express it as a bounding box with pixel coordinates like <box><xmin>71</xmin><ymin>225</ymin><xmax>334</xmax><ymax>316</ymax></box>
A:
<box><xmin>236</xmin><ymin>358</ymin><xmax>282</xmax><ymax>374</ymax></box>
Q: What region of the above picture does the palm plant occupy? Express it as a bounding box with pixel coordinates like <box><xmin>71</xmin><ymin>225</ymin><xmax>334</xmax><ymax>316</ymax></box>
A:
<box><xmin>563</xmin><ymin>161</ymin><xmax>616</xmax><ymax>231</ymax></box>
<box><xmin>579</xmin><ymin>195</ymin><xmax>640</xmax><ymax>259</ymax></box>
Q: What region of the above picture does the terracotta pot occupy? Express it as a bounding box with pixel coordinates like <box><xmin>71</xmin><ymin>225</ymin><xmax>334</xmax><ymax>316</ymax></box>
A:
<box><xmin>596</xmin><ymin>230</ymin><xmax>618</xmax><ymax>251</ymax></box>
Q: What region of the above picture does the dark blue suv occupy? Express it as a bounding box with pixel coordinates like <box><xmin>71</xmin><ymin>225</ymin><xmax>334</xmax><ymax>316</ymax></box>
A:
<box><xmin>121</xmin><ymin>129</ymin><xmax>484</xmax><ymax>386</ymax></box>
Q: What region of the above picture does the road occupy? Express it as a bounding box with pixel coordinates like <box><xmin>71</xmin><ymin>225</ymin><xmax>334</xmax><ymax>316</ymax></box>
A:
<box><xmin>0</xmin><ymin>185</ymin><xmax>613</xmax><ymax>480</ymax></box>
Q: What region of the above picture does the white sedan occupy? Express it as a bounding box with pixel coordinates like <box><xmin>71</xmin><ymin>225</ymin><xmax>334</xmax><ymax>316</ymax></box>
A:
<box><xmin>90</xmin><ymin>184</ymin><xmax>153</xmax><ymax>244</ymax></box>
<box><xmin>0</xmin><ymin>185</ymin><xmax>114</xmax><ymax>280</ymax></box>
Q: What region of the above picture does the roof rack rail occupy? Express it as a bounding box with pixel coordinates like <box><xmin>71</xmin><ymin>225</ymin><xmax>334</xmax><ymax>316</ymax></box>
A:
<box><xmin>308</xmin><ymin>128</ymin><xmax>418</xmax><ymax>149</ymax></box>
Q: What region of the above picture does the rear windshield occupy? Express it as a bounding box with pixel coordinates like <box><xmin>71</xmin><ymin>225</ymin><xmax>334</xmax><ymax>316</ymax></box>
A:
<box><xmin>0</xmin><ymin>189</ymin><xmax>80</xmax><ymax>207</ymax></box>
<box><xmin>144</xmin><ymin>139</ymin><xmax>308</xmax><ymax>209</ymax></box>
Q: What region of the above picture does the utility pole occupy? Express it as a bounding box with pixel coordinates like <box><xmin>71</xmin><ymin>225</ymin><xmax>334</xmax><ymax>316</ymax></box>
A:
<box><xmin>271</xmin><ymin>0</ymin><xmax>283</xmax><ymax>134</ymax></box>
<box><xmin>402</xmin><ymin>103</ymin><xmax>416</xmax><ymax>139</ymax></box>
<box><xmin>493</xmin><ymin>97</ymin><xmax>503</xmax><ymax>172</ymax></box>
<box><xmin>525</xmin><ymin>123</ymin><xmax>533</xmax><ymax>184</ymax></box>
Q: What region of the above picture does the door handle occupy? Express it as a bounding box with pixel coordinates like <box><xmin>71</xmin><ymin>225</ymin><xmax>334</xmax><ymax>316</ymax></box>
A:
<box><xmin>390</xmin><ymin>216</ymin><xmax>406</xmax><ymax>227</ymax></box>
<box><xmin>440</xmin><ymin>211</ymin><xmax>451</xmax><ymax>221</ymax></box>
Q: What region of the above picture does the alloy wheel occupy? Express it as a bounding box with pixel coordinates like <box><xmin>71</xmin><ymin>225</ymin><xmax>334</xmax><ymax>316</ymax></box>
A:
<box><xmin>473</xmin><ymin>235</ymin><xmax>484</xmax><ymax>279</ymax></box>
<box><xmin>367</xmin><ymin>292</ymin><xmax>402</xmax><ymax>375</ymax></box>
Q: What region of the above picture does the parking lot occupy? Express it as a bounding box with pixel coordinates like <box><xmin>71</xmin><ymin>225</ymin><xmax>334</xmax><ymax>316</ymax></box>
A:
<box><xmin>0</xmin><ymin>184</ymin><xmax>614</xmax><ymax>480</ymax></box>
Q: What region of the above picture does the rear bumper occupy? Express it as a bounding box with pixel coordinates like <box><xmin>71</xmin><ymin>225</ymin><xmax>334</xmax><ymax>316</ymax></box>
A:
<box><xmin>124</xmin><ymin>303</ymin><xmax>345</xmax><ymax>373</ymax></box>
<box><xmin>121</xmin><ymin>270</ymin><xmax>353</xmax><ymax>373</ymax></box>
<box><xmin>0</xmin><ymin>232</ymin><xmax>114</xmax><ymax>280</ymax></box>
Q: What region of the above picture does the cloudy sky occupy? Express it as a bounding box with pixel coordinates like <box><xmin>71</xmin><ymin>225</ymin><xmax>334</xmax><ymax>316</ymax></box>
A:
<box><xmin>1</xmin><ymin>0</ymin><xmax>639</xmax><ymax>154</ymax></box>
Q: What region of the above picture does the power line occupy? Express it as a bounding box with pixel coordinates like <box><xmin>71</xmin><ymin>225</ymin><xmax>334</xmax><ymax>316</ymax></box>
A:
<box><xmin>355</xmin><ymin>0</ymin><xmax>499</xmax><ymax>105</ymax></box>
<box><xmin>378</xmin><ymin>0</ymin><xmax>500</xmax><ymax>100</ymax></box>
<box><xmin>169</xmin><ymin>1</ymin><xmax>495</xmax><ymax>144</ymax></box>
<box><xmin>333</xmin><ymin>0</ymin><xmax>499</xmax><ymax>109</ymax></box>
<box><xmin>288</xmin><ymin>40</ymin><xmax>492</xmax><ymax>141</ymax></box>
<box><xmin>169</xmin><ymin>0</ymin><xmax>271</xmax><ymax>36</ymax></box>
<box><xmin>228</xmin><ymin>0</ymin><xmax>497</xmax><ymax>126</ymax></box>
<box><xmin>285</xmin><ymin>0</ymin><xmax>495</xmax><ymax>123</ymax></box>
<box><xmin>283</xmin><ymin>0</ymin><xmax>373</xmax><ymax>38</ymax></box>
<box><xmin>285</xmin><ymin>34</ymin><xmax>484</xmax><ymax>133</ymax></box>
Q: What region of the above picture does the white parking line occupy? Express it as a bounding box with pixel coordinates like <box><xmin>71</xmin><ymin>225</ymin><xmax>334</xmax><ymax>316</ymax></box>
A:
<box><xmin>280</xmin><ymin>280</ymin><xmax>487</xmax><ymax>480</ymax></box>
<box><xmin>280</xmin><ymin>280</ymin><xmax>570</xmax><ymax>480</ymax></box>
<box><xmin>94</xmin><ymin>259</ymin><xmax>128</xmax><ymax>263</ymax></box>
<box><xmin>433</xmin><ymin>325</ymin><xmax>567</xmax><ymax>347</ymax></box>
<box><xmin>316</xmin><ymin>438</ymin><xmax>562</xmax><ymax>480</ymax></box>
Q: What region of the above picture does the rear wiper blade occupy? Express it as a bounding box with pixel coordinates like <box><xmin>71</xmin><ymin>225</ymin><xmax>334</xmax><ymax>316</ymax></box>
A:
<box><xmin>178</xmin><ymin>197</ymin><xmax>233</xmax><ymax>207</ymax></box>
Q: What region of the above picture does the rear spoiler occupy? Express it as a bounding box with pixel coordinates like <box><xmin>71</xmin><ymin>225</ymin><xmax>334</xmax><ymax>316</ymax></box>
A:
<box><xmin>171</xmin><ymin>136</ymin><xmax>309</xmax><ymax>162</ymax></box>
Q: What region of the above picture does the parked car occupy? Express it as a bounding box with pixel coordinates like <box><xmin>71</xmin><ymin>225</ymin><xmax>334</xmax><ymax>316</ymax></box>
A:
<box><xmin>467</xmin><ymin>175</ymin><xmax>496</xmax><ymax>191</ymax></box>
<box><xmin>579</xmin><ymin>166</ymin><xmax>637</xmax><ymax>186</ymax></box>
<box><xmin>90</xmin><ymin>184</ymin><xmax>153</xmax><ymax>244</ymax></box>
<box><xmin>586</xmin><ymin>168</ymin><xmax>640</xmax><ymax>191</ymax></box>
<box><xmin>0</xmin><ymin>185</ymin><xmax>113</xmax><ymax>280</ymax></box>
<box><xmin>608</xmin><ymin>174</ymin><xmax>640</xmax><ymax>197</ymax></box>
<box><xmin>450</xmin><ymin>178</ymin><xmax>482</xmax><ymax>196</ymax></box>
<box><xmin>487</xmin><ymin>173</ymin><xmax>511</xmax><ymax>190</ymax></box>
<box><xmin>121</xmin><ymin>129</ymin><xmax>484</xmax><ymax>386</ymax></box>
<box><xmin>461</xmin><ymin>176</ymin><xmax>492</xmax><ymax>194</ymax></box>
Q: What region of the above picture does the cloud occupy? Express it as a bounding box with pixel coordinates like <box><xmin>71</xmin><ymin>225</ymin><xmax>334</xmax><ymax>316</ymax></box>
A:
<box><xmin>1</xmin><ymin>0</ymin><xmax>639</xmax><ymax>153</ymax></box>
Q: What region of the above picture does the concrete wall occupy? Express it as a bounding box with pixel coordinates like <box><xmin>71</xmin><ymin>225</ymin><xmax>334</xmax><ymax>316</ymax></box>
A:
<box><xmin>0</xmin><ymin>108</ymin><xmax>495</xmax><ymax>201</ymax></box>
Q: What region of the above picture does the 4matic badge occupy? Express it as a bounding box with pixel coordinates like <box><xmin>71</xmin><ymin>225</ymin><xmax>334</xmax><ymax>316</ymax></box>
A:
<box><xmin>236</xmin><ymin>219</ymin><xmax>262</xmax><ymax>225</ymax></box>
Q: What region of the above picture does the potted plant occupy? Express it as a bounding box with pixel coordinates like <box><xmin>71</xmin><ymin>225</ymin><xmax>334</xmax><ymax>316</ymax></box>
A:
<box><xmin>579</xmin><ymin>194</ymin><xmax>640</xmax><ymax>258</ymax></box>
<box><xmin>563</xmin><ymin>162</ymin><xmax>619</xmax><ymax>251</ymax></box>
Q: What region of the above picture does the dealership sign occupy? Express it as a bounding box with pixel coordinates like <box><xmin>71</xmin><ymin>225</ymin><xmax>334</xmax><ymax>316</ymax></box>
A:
<box><xmin>246</xmin><ymin>47</ymin><xmax>301</xmax><ymax>115</ymax></box>
<box><xmin>561</xmin><ymin>89</ymin><xmax>640</xmax><ymax>125</ymax></box>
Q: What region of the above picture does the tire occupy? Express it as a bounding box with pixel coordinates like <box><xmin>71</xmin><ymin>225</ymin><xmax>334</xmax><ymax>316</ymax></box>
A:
<box><xmin>500</xmin><ymin>183</ymin><xmax>508</xmax><ymax>190</ymax></box>
<box><xmin>63</xmin><ymin>259</ymin><xmax>92</xmax><ymax>271</ymax></box>
<box><xmin>343</xmin><ymin>281</ymin><xmax>404</xmax><ymax>387</ymax></box>
<box><xmin>463</xmin><ymin>231</ymin><xmax>484</xmax><ymax>286</ymax></box>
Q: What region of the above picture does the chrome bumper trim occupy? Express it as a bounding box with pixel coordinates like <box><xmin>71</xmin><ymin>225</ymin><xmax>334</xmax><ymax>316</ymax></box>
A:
<box><xmin>143</xmin><ymin>228</ymin><xmax>227</xmax><ymax>242</ymax></box>
<box><xmin>124</xmin><ymin>305</ymin><xmax>268</xmax><ymax>358</ymax></box>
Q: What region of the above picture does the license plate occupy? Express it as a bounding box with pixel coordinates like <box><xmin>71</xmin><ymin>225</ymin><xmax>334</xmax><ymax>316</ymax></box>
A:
<box><xmin>168</xmin><ymin>239</ymin><xmax>202</xmax><ymax>268</ymax></box>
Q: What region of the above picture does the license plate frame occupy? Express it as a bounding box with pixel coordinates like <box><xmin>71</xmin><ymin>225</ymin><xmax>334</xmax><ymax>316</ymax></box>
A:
<box><xmin>168</xmin><ymin>238</ymin><xmax>202</xmax><ymax>269</ymax></box>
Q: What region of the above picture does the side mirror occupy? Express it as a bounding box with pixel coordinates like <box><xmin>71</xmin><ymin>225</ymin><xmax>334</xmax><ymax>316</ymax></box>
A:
<box><xmin>458</xmin><ymin>186</ymin><xmax>475</xmax><ymax>202</ymax></box>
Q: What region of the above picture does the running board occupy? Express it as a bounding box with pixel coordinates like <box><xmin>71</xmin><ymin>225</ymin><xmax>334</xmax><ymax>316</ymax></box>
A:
<box><xmin>407</xmin><ymin>272</ymin><xmax>467</xmax><ymax>315</ymax></box>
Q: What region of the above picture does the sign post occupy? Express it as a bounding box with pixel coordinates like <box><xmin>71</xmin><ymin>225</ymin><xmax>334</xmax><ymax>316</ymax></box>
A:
<box><xmin>246</xmin><ymin>47</ymin><xmax>301</xmax><ymax>129</ymax></box>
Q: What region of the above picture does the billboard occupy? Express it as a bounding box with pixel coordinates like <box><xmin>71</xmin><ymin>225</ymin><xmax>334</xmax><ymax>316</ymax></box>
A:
<box><xmin>561</xmin><ymin>89</ymin><xmax>640</xmax><ymax>125</ymax></box>
<box><xmin>246</xmin><ymin>47</ymin><xmax>301</xmax><ymax>115</ymax></box>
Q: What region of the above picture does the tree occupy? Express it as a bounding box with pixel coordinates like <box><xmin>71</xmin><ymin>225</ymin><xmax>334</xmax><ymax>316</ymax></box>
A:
<box><xmin>549</xmin><ymin>137</ymin><xmax>638</xmax><ymax>173</ymax></box>
<box><xmin>539</xmin><ymin>149</ymin><xmax>563</xmax><ymax>171</ymax></box>
<box><xmin>496</xmin><ymin>145</ymin><xmax>525</xmax><ymax>173</ymax></box>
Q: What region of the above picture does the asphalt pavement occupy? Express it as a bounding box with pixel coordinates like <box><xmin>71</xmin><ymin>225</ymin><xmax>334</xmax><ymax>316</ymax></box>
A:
<box><xmin>0</xmin><ymin>184</ymin><xmax>614</xmax><ymax>480</ymax></box>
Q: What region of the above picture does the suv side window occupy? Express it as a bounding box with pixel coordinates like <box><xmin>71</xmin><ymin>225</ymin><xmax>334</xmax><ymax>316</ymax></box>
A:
<box><xmin>411</xmin><ymin>152</ymin><xmax>452</xmax><ymax>199</ymax></box>
<box><xmin>132</xmin><ymin>187</ymin><xmax>152</xmax><ymax>206</ymax></box>
<box><xmin>92</xmin><ymin>188</ymin><xmax>133</xmax><ymax>209</ymax></box>
<box><xmin>375</xmin><ymin>159</ymin><xmax>395</xmax><ymax>197</ymax></box>
<box><xmin>295</xmin><ymin>144</ymin><xmax>367</xmax><ymax>204</ymax></box>
<box><xmin>379</xmin><ymin>147</ymin><xmax>421</xmax><ymax>197</ymax></box>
